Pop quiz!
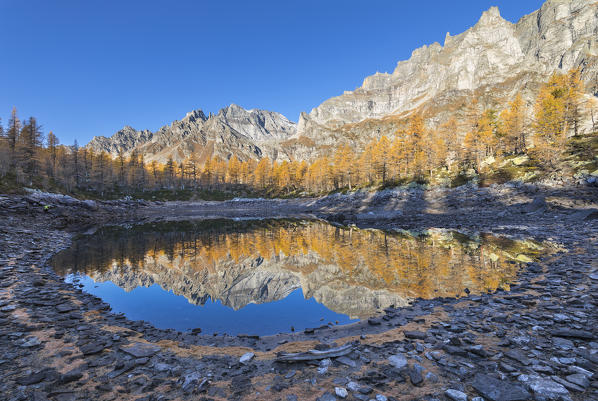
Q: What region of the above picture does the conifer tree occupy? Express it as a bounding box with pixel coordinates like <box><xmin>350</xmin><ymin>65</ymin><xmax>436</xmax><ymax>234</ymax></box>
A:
<box><xmin>19</xmin><ymin>117</ymin><xmax>43</xmax><ymax>184</ymax></box>
<box><xmin>46</xmin><ymin>131</ymin><xmax>59</xmax><ymax>178</ymax></box>
<box><xmin>6</xmin><ymin>107</ymin><xmax>21</xmax><ymax>169</ymax></box>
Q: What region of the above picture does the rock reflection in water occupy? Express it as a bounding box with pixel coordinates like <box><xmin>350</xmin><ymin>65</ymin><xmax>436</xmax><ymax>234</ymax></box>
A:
<box><xmin>51</xmin><ymin>219</ymin><xmax>543</xmax><ymax>333</ymax></box>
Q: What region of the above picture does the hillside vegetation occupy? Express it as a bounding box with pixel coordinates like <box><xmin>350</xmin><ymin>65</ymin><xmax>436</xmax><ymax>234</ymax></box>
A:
<box><xmin>0</xmin><ymin>70</ymin><xmax>596</xmax><ymax>200</ymax></box>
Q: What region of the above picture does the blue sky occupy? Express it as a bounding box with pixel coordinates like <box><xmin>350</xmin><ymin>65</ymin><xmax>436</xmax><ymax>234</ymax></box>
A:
<box><xmin>0</xmin><ymin>0</ymin><xmax>544</xmax><ymax>145</ymax></box>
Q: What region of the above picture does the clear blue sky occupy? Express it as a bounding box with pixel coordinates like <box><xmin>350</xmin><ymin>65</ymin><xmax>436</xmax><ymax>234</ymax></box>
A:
<box><xmin>0</xmin><ymin>0</ymin><xmax>545</xmax><ymax>145</ymax></box>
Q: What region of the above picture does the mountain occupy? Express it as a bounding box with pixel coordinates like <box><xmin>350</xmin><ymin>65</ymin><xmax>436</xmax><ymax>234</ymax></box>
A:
<box><xmin>87</xmin><ymin>105</ymin><xmax>296</xmax><ymax>163</ymax></box>
<box><xmin>288</xmin><ymin>0</ymin><xmax>598</xmax><ymax>157</ymax></box>
<box><xmin>87</xmin><ymin>0</ymin><xmax>598</xmax><ymax>164</ymax></box>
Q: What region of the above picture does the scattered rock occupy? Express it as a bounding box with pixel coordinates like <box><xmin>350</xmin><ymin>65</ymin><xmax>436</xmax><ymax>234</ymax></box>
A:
<box><xmin>335</xmin><ymin>387</ymin><xmax>348</xmax><ymax>398</ymax></box>
<box><xmin>388</xmin><ymin>354</ymin><xmax>408</xmax><ymax>370</ymax></box>
<box><xmin>240</xmin><ymin>352</ymin><xmax>255</xmax><ymax>364</ymax></box>
<box><xmin>445</xmin><ymin>389</ymin><xmax>468</xmax><ymax>401</ymax></box>
<box><xmin>518</xmin><ymin>374</ymin><xmax>570</xmax><ymax>401</ymax></box>
<box><xmin>472</xmin><ymin>373</ymin><xmax>530</xmax><ymax>401</ymax></box>
<box><xmin>120</xmin><ymin>342</ymin><xmax>161</xmax><ymax>358</ymax></box>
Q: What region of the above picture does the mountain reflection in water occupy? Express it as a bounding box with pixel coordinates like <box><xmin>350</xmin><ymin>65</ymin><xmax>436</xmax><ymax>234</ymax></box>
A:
<box><xmin>51</xmin><ymin>219</ymin><xmax>543</xmax><ymax>334</ymax></box>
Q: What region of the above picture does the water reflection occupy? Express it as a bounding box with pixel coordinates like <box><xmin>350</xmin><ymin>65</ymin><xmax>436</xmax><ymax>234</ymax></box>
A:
<box><xmin>51</xmin><ymin>219</ymin><xmax>543</xmax><ymax>334</ymax></box>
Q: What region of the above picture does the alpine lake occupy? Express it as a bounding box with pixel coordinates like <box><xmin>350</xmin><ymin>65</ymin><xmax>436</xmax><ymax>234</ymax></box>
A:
<box><xmin>50</xmin><ymin>219</ymin><xmax>546</xmax><ymax>336</ymax></box>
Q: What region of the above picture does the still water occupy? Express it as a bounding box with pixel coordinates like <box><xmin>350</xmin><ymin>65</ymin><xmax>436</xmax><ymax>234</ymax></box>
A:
<box><xmin>51</xmin><ymin>219</ymin><xmax>543</xmax><ymax>335</ymax></box>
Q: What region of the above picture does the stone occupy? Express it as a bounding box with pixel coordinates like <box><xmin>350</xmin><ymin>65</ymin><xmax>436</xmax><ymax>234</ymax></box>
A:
<box><xmin>239</xmin><ymin>352</ymin><xmax>255</xmax><ymax>364</ymax></box>
<box><xmin>316</xmin><ymin>392</ymin><xmax>336</xmax><ymax>401</ymax></box>
<box><xmin>58</xmin><ymin>370</ymin><xmax>83</xmax><ymax>384</ymax></box>
<box><xmin>335</xmin><ymin>387</ymin><xmax>348</xmax><ymax>398</ymax></box>
<box><xmin>336</xmin><ymin>356</ymin><xmax>357</xmax><ymax>367</ymax></box>
<box><xmin>518</xmin><ymin>374</ymin><xmax>570</xmax><ymax>401</ymax></box>
<box><xmin>120</xmin><ymin>342</ymin><xmax>161</xmax><ymax>358</ymax></box>
<box><xmin>445</xmin><ymin>389</ymin><xmax>468</xmax><ymax>401</ymax></box>
<box><xmin>551</xmin><ymin>329</ymin><xmax>594</xmax><ymax>340</ymax></box>
<box><xmin>182</xmin><ymin>372</ymin><xmax>203</xmax><ymax>392</ymax></box>
<box><xmin>404</xmin><ymin>330</ymin><xmax>427</xmax><ymax>340</ymax></box>
<box><xmin>472</xmin><ymin>373</ymin><xmax>530</xmax><ymax>401</ymax></box>
<box><xmin>504</xmin><ymin>349</ymin><xmax>531</xmax><ymax>366</ymax></box>
<box><xmin>388</xmin><ymin>354</ymin><xmax>408</xmax><ymax>369</ymax></box>
<box><xmin>565</xmin><ymin>373</ymin><xmax>589</xmax><ymax>389</ymax></box>
<box><xmin>21</xmin><ymin>336</ymin><xmax>42</xmax><ymax>348</ymax></box>
<box><xmin>409</xmin><ymin>366</ymin><xmax>424</xmax><ymax>386</ymax></box>
<box><xmin>16</xmin><ymin>371</ymin><xmax>46</xmax><ymax>385</ymax></box>
<box><xmin>425</xmin><ymin>371</ymin><xmax>439</xmax><ymax>383</ymax></box>
<box><xmin>55</xmin><ymin>303</ymin><xmax>76</xmax><ymax>313</ymax></box>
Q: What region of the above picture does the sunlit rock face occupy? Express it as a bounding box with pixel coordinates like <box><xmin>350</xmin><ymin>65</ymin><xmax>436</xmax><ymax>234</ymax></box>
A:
<box><xmin>52</xmin><ymin>220</ymin><xmax>543</xmax><ymax>319</ymax></box>
<box><xmin>293</xmin><ymin>0</ymin><xmax>598</xmax><ymax>156</ymax></box>
<box><xmin>87</xmin><ymin>105</ymin><xmax>296</xmax><ymax>164</ymax></box>
<box><xmin>86</xmin><ymin>1</ymin><xmax>598</xmax><ymax>163</ymax></box>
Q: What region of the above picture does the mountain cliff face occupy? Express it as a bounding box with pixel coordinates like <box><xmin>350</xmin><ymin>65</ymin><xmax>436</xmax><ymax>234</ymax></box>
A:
<box><xmin>86</xmin><ymin>0</ymin><xmax>598</xmax><ymax>163</ymax></box>
<box><xmin>87</xmin><ymin>105</ymin><xmax>296</xmax><ymax>163</ymax></box>
<box><xmin>290</xmin><ymin>0</ymin><xmax>598</xmax><ymax>157</ymax></box>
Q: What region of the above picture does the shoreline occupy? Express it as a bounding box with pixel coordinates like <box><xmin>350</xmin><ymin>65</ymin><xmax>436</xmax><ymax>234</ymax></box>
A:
<box><xmin>1</xmin><ymin>185</ymin><xmax>597</xmax><ymax>400</ymax></box>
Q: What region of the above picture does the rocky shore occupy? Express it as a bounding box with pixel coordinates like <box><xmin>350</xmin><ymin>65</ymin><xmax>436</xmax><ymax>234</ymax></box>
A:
<box><xmin>1</xmin><ymin>185</ymin><xmax>597</xmax><ymax>401</ymax></box>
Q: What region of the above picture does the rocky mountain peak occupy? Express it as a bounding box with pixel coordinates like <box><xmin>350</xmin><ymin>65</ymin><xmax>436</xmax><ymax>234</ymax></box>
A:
<box><xmin>87</xmin><ymin>0</ymin><xmax>598</xmax><ymax>165</ymax></box>
<box><xmin>294</xmin><ymin>0</ymin><xmax>598</xmax><ymax>156</ymax></box>
<box><xmin>477</xmin><ymin>6</ymin><xmax>503</xmax><ymax>25</ymax></box>
<box><xmin>182</xmin><ymin>109</ymin><xmax>208</xmax><ymax>123</ymax></box>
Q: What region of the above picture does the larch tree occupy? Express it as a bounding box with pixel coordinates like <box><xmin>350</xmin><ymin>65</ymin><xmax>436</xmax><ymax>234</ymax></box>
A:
<box><xmin>255</xmin><ymin>157</ymin><xmax>270</xmax><ymax>189</ymax></box>
<box><xmin>373</xmin><ymin>136</ymin><xmax>391</xmax><ymax>185</ymax></box>
<box><xmin>533</xmin><ymin>72</ymin><xmax>567</xmax><ymax>167</ymax></box>
<box><xmin>500</xmin><ymin>93</ymin><xmax>527</xmax><ymax>154</ymax></box>
<box><xmin>438</xmin><ymin>117</ymin><xmax>459</xmax><ymax>168</ymax></box>
<box><xmin>227</xmin><ymin>155</ymin><xmax>241</xmax><ymax>185</ymax></box>
<box><xmin>406</xmin><ymin>113</ymin><xmax>427</xmax><ymax>179</ymax></box>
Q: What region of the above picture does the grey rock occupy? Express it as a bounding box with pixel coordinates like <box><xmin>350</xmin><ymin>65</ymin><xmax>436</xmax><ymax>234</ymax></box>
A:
<box><xmin>565</xmin><ymin>373</ymin><xmax>589</xmax><ymax>389</ymax></box>
<box><xmin>120</xmin><ymin>342</ymin><xmax>161</xmax><ymax>358</ymax></box>
<box><xmin>551</xmin><ymin>329</ymin><xmax>594</xmax><ymax>340</ymax></box>
<box><xmin>239</xmin><ymin>352</ymin><xmax>255</xmax><ymax>364</ymax></box>
<box><xmin>336</xmin><ymin>356</ymin><xmax>357</xmax><ymax>367</ymax></box>
<box><xmin>20</xmin><ymin>336</ymin><xmax>41</xmax><ymax>348</ymax></box>
<box><xmin>182</xmin><ymin>372</ymin><xmax>202</xmax><ymax>392</ymax></box>
<box><xmin>518</xmin><ymin>374</ymin><xmax>570</xmax><ymax>401</ymax></box>
<box><xmin>335</xmin><ymin>387</ymin><xmax>348</xmax><ymax>398</ymax></box>
<box><xmin>445</xmin><ymin>389</ymin><xmax>468</xmax><ymax>401</ymax></box>
<box><xmin>316</xmin><ymin>392</ymin><xmax>336</xmax><ymax>401</ymax></box>
<box><xmin>472</xmin><ymin>373</ymin><xmax>530</xmax><ymax>401</ymax></box>
<box><xmin>388</xmin><ymin>354</ymin><xmax>408</xmax><ymax>369</ymax></box>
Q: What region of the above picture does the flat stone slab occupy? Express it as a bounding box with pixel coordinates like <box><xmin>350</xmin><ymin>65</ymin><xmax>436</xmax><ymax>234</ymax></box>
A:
<box><xmin>550</xmin><ymin>329</ymin><xmax>594</xmax><ymax>340</ymax></box>
<box><xmin>120</xmin><ymin>343</ymin><xmax>161</xmax><ymax>358</ymax></box>
<box><xmin>56</xmin><ymin>303</ymin><xmax>77</xmax><ymax>313</ymax></box>
<box><xmin>239</xmin><ymin>352</ymin><xmax>255</xmax><ymax>364</ymax></box>
<box><xmin>472</xmin><ymin>373</ymin><xmax>530</xmax><ymax>401</ymax></box>
<box><xmin>518</xmin><ymin>374</ymin><xmax>570</xmax><ymax>400</ymax></box>
<box><xmin>80</xmin><ymin>342</ymin><xmax>106</xmax><ymax>355</ymax></box>
<box><xmin>403</xmin><ymin>330</ymin><xmax>427</xmax><ymax>340</ymax></box>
